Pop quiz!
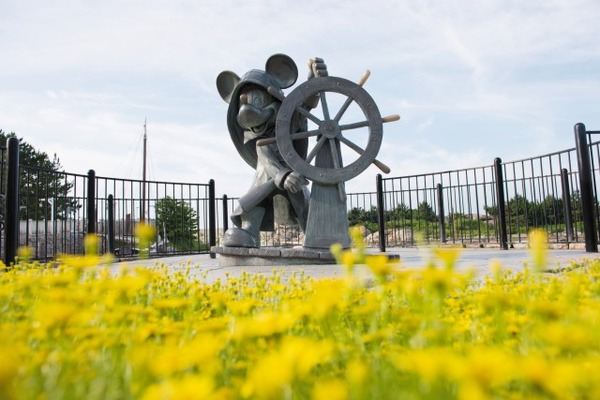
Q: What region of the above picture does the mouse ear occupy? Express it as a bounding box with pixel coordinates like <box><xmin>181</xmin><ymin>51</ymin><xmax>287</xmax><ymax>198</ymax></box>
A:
<box><xmin>265</xmin><ymin>54</ymin><xmax>298</xmax><ymax>89</ymax></box>
<box><xmin>216</xmin><ymin>71</ymin><xmax>241</xmax><ymax>104</ymax></box>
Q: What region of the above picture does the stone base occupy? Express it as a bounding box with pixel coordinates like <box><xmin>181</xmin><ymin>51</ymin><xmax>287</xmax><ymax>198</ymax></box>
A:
<box><xmin>210</xmin><ymin>246</ymin><xmax>336</xmax><ymax>267</ymax></box>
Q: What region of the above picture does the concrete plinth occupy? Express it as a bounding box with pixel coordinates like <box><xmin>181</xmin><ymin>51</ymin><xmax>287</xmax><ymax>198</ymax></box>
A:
<box><xmin>211</xmin><ymin>246</ymin><xmax>336</xmax><ymax>267</ymax></box>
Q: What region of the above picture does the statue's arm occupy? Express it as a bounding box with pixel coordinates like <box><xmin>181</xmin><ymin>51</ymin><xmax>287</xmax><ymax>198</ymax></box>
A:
<box><xmin>303</xmin><ymin>57</ymin><xmax>328</xmax><ymax>110</ymax></box>
<box><xmin>257</xmin><ymin>143</ymin><xmax>306</xmax><ymax>193</ymax></box>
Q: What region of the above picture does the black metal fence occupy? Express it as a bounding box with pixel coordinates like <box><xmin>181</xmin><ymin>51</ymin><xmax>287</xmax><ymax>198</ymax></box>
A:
<box><xmin>371</xmin><ymin>123</ymin><xmax>600</xmax><ymax>251</ymax></box>
<box><xmin>375</xmin><ymin>151</ymin><xmax>579</xmax><ymax>249</ymax></box>
<box><xmin>3</xmin><ymin>122</ymin><xmax>600</xmax><ymax>264</ymax></box>
<box><xmin>1</xmin><ymin>136</ymin><xmax>218</xmax><ymax>263</ymax></box>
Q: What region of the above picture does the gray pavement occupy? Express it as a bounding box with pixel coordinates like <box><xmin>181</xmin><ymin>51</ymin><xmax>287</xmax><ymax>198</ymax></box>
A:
<box><xmin>112</xmin><ymin>247</ymin><xmax>600</xmax><ymax>282</ymax></box>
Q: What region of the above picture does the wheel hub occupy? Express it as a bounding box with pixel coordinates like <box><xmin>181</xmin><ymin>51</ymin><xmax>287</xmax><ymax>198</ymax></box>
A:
<box><xmin>320</xmin><ymin>120</ymin><xmax>340</xmax><ymax>139</ymax></box>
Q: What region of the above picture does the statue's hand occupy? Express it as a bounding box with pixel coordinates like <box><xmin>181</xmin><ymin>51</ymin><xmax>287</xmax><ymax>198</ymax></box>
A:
<box><xmin>308</xmin><ymin>57</ymin><xmax>328</xmax><ymax>79</ymax></box>
<box><xmin>283</xmin><ymin>171</ymin><xmax>308</xmax><ymax>193</ymax></box>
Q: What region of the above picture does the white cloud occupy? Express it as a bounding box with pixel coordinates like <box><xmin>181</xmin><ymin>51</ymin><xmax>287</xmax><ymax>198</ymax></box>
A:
<box><xmin>1</xmin><ymin>0</ymin><xmax>600</xmax><ymax>198</ymax></box>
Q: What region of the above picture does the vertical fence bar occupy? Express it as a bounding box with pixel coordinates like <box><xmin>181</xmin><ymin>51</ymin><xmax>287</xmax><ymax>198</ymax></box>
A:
<box><xmin>222</xmin><ymin>194</ymin><xmax>229</xmax><ymax>234</ymax></box>
<box><xmin>209</xmin><ymin>179</ymin><xmax>216</xmax><ymax>258</ymax></box>
<box><xmin>87</xmin><ymin>169</ymin><xmax>96</xmax><ymax>235</ymax></box>
<box><xmin>4</xmin><ymin>138</ymin><xmax>20</xmax><ymax>266</ymax></box>
<box><xmin>376</xmin><ymin>174</ymin><xmax>386</xmax><ymax>252</ymax></box>
<box><xmin>107</xmin><ymin>194</ymin><xmax>115</xmax><ymax>254</ymax></box>
<box><xmin>494</xmin><ymin>157</ymin><xmax>509</xmax><ymax>250</ymax></box>
<box><xmin>574</xmin><ymin>122</ymin><xmax>598</xmax><ymax>252</ymax></box>
<box><xmin>436</xmin><ymin>183</ymin><xmax>446</xmax><ymax>243</ymax></box>
<box><xmin>561</xmin><ymin>169</ymin><xmax>575</xmax><ymax>243</ymax></box>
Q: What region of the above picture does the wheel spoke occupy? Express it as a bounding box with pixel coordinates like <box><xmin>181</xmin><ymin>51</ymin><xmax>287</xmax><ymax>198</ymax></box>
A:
<box><xmin>293</xmin><ymin>105</ymin><xmax>322</xmax><ymax>126</ymax></box>
<box><xmin>339</xmin><ymin>120</ymin><xmax>370</xmax><ymax>131</ymax></box>
<box><xmin>338</xmin><ymin>134</ymin><xmax>366</xmax><ymax>156</ymax></box>
<box><xmin>333</xmin><ymin>96</ymin><xmax>354</xmax><ymax>122</ymax></box>
<box><xmin>329</xmin><ymin>138</ymin><xmax>343</xmax><ymax>169</ymax></box>
<box><xmin>320</xmin><ymin>90</ymin><xmax>331</xmax><ymax>120</ymax></box>
<box><xmin>290</xmin><ymin>128</ymin><xmax>321</xmax><ymax>141</ymax></box>
<box><xmin>339</xmin><ymin>134</ymin><xmax>391</xmax><ymax>174</ymax></box>
<box><xmin>268</xmin><ymin>85</ymin><xmax>322</xmax><ymax>126</ymax></box>
<box><xmin>306</xmin><ymin>135</ymin><xmax>326</xmax><ymax>164</ymax></box>
<box><xmin>328</xmin><ymin>139</ymin><xmax>347</xmax><ymax>202</ymax></box>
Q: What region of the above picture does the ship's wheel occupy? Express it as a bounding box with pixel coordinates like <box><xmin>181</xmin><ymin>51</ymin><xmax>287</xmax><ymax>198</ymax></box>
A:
<box><xmin>258</xmin><ymin>69</ymin><xmax>399</xmax><ymax>248</ymax></box>
<box><xmin>260</xmin><ymin>71</ymin><xmax>397</xmax><ymax>188</ymax></box>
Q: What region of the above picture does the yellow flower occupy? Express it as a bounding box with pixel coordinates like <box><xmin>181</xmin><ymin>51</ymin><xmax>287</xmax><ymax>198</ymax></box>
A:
<box><xmin>394</xmin><ymin>348</ymin><xmax>456</xmax><ymax>382</ymax></box>
<box><xmin>340</xmin><ymin>251</ymin><xmax>356</xmax><ymax>272</ymax></box>
<box><xmin>242</xmin><ymin>336</ymin><xmax>334</xmax><ymax>399</ymax></box>
<box><xmin>304</xmin><ymin>279</ymin><xmax>346</xmax><ymax>319</ymax></box>
<box><xmin>135</xmin><ymin>222</ymin><xmax>157</xmax><ymax>258</ymax></box>
<box><xmin>33</xmin><ymin>301</ymin><xmax>78</xmax><ymax>329</ymax></box>
<box><xmin>141</xmin><ymin>374</ymin><xmax>216</xmax><ymax>400</ymax></box>
<box><xmin>84</xmin><ymin>233</ymin><xmax>99</xmax><ymax>255</ymax></box>
<box><xmin>231</xmin><ymin>311</ymin><xmax>296</xmax><ymax>340</ymax></box>
<box><xmin>489</xmin><ymin>260</ymin><xmax>503</xmax><ymax>280</ymax></box>
<box><xmin>528</xmin><ymin>228</ymin><xmax>547</xmax><ymax>272</ymax></box>
<box><xmin>459</xmin><ymin>347</ymin><xmax>515</xmax><ymax>389</ymax></box>
<box><xmin>365</xmin><ymin>254</ymin><xmax>392</xmax><ymax>279</ymax></box>
<box><xmin>312</xmin><ymin>379</ymin><xmax>348</xmax><ymax>400</ymax></box>
<box><xmin>520</xmin><ymin>355</ymin><xmax>552</xmax><ymax>390</ymax></box>
<box><xmin>0</xmin><ymin>346</ymin><xmax>18</xmax><ymax>400</ymax></box>
<box><xmin>345</xmin><ymin>359</ymin><xmax>369</xmax><ymax>387</ymax></box>
<box><xmin>330</xmin><ymin>243</ymin><xmax>343</xmax><ymax>263</ymax></box>
<box><xmin>16</xmin><ymin>246</ymin><xmax>33</xmax><ymax>263</ymax></box>
<box><xmin>349</xmin><ymin>226</ymin><xmax>365</xmax><ymax>252</ymax></box>
<box><xmin>432</xmin><ymin>246</ymin><xmax>462</xmax><ymax>270</ymax></box>
<box><xmin>144</xmin><ymin>334</ymin><xmax>224</xmax><ymax>377</ymax></box>
<box><xmin>241</xmin><ymin>352</ymin><xmax>293</xmax><ymax>399</ymax></box>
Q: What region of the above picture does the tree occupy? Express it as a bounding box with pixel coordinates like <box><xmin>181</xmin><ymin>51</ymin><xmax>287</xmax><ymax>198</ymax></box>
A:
<box><xmin>416</xmin><ymin>201</ymin><xmax>437</xmax><ymax>222</ymax></box>
<box><xmin>535</xmin><ymin>195</ymin><xmax>564</xmax><ymax>226</ymax></box>
<box><xmin>347</xmin><ymin>206</ymin><xmax>379</xmax><ymax>232</ymax></box>
<box><xmin>155</xmin><ymin>196</ymin><xmax>200</xmax><ymax>251</ymax></box>
<box><xmin>1</xmin><ymin>130</ymin><xmax>79</xmax><ymax>220</ymax></box>
<box><xmin>391</xmin><ymin>203</ymin><xmax>412</xmax><ymax>220</ymax></box>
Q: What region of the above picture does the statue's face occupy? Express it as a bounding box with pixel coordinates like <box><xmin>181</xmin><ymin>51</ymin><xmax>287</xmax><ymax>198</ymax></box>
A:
<box><xmin>235</xmin><ymin>84</ymin><xmax>279</xmax><ymax>136</ymax></box>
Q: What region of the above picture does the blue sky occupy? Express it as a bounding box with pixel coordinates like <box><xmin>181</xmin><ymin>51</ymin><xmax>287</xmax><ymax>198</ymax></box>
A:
<box><xmin>1</xmin><ymin>0</ymin><xmax>599</xmax><ymax>196</ymax></box>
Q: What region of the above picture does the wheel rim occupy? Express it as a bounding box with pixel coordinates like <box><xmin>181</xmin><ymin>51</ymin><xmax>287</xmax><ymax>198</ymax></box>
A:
<box><xmin>276</xmin><ymin>76</ymin><xmax>383</xmax><ymax>185</ymax></box>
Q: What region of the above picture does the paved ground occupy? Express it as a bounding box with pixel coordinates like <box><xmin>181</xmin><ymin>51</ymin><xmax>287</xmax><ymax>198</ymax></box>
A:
<box><xmin>113</xmin><ymin>247</ymin><xmax>600</xmax><ymax>282</ymax></box>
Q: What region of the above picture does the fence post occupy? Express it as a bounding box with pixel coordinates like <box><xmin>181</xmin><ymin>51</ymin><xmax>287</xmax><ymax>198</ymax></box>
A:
<box><xmin>209</xmin><ymin>179</ymin><xmax>216</xmax><ymax>258</ymax></box>
<box><xmin>437</xmin><ymin>183</ymin><xmax>446</xmax><ymax>243</ymax></box>
<box><xmin>4</xmin><ymin>137</ymin><xmax>20</xmax><ymax>266</ymax></box>
<box><xmin>87</xmin><ymin>169</ymin><xmax>96</xmax><ymax>235</ymax></box>
<box><xmin>376</xmin><ymin>174</ymin><xmax>386</xmax><ymax>252</ymax></box>
<box><xmin>107</xmin><ymin>194</ymin><xmax>115</xmax><ymax>254</ymax></box>
<box><xmin>494</xmin><ymin>157</ymin><xmax>509</xmax><ymax>250</ymax></box>
<box><xmin>222</xmin><ymin>194</ymin><xmax>229</xmax><ymax>234</ymax></box>
<box><xmin>574</xmin><ymin>122</ymin><xmax>598</xmax><ymax>252</ymax></box>
<box><xmin>560</xmin><ymin>169</ymin><xmax>575</xmax><ymax>243</ymax></box>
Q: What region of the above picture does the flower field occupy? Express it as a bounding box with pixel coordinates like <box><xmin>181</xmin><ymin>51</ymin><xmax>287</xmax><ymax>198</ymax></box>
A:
<box><xmin>2</xmin><ymin>230</ymin><xmax>600</xmax><ymax>399</ymax></box>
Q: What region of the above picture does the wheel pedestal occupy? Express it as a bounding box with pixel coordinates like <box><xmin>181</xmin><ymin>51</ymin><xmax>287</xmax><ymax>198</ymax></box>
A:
<box><xmin>304</xmin><ymin>181</ymin><xmax>351</xmax><ymax>249</ymax></box>
<box><xmin>303</xmin><ymin>138</ymin><xmax>351</xmax><ymax>249</ymax></box>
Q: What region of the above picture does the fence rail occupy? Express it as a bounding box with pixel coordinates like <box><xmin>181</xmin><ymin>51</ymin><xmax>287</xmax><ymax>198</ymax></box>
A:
<box><xmin>3</xmin><ymin>122</ymin><xmax>600</xmax><ymax>264</ymax></box>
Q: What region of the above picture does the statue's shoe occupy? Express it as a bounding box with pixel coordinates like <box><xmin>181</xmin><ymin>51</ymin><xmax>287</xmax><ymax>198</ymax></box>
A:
<box><xmin>223</xmin><ymin>227</ymin><xmax>259</xmax><ymax>248</ymax></box>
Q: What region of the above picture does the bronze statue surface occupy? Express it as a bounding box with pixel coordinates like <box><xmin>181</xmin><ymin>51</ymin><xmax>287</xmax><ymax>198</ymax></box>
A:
<box><xmin>216</xmin><ymin>54</ymin><xmax>397</xmax><ymax>249</ymax></box>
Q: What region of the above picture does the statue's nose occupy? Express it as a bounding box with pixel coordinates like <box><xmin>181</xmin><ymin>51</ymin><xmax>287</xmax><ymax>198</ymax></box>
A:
<box><xmin>240</xmin><ymin>94</ymin><xmax>248</xmax><ymax>105</ymax></box>
<box><xmin>237</xmin><ymin>104</ymin><xmax>272</xmax><ymax>129</ymax></box>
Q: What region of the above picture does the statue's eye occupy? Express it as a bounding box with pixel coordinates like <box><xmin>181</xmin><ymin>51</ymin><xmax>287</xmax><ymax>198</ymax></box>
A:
<box><xmin>240</xmin><ymin>86</ymin><xmax>271</xmax><ymax>107</ymax></box>
<box><xmin>251</xmin><ymin>90</ymin><xmax>269</xmax><ymax>107</ymax></box>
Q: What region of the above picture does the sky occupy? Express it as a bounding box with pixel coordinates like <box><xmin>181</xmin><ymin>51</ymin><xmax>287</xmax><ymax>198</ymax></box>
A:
<box><xmin>1</xmin><ymin>0</ymin><xmax>600</xmax><ymax>197</ymax></box>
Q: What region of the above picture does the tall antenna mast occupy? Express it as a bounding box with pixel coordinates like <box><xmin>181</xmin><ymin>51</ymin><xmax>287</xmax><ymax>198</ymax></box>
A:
<box><xmin>141</xmin><ymin>118</ymin><xmax>147</xmax><ymax>223</ymax></box>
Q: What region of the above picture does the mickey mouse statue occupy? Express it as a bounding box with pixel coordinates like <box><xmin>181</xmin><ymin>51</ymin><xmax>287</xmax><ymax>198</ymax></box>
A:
<box><xmin>216</xmin><ymin>54</ymin><xmax>327</xmax><ymax>247</ymax></box>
